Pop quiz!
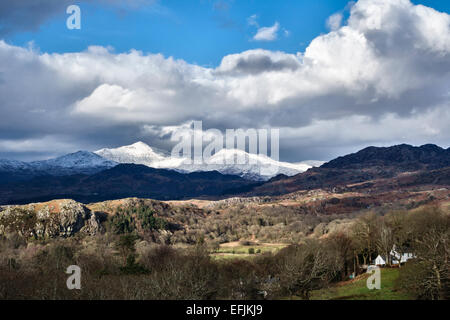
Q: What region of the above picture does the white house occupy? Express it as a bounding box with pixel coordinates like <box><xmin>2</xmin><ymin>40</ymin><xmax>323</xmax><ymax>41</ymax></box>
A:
<box><xmin>374</xmin><ymin>245</ymin><xmax>415</xmax><ymax>266</ymax></box>
<box><xmin>375</xmin><ymin>255</ymin><xmax>387</xmax><ymax>266</ymax></box>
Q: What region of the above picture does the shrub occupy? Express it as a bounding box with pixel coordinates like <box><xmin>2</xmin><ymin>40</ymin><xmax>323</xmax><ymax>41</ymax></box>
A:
<box><xmin>137</xmin><ymin>207</ymin><xmax>168</xmax><ymax>231</ymax></box>
<box><xmin>0</xmin><ymin>208</ymin><xmax>37</xmax><ymax>239</ymax></box>
<box><xmin>108</xmin><ymin>213</ymin><xmax>134</xmax><ymax>234</ymax></box>
<box><xmin>107</xmin><ymin>205</ymin><xmax>168</xmax><ymax>235</ymax></box>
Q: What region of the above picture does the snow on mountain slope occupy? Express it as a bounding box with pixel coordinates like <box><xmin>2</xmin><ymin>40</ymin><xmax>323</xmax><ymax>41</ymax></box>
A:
<box><xmin>1</xmin><ymin>142</ymin><xmax>318</xmax><ymax>181</ymax></box>
<box><xmin>96</xmin><ymin>142</ymin><xmax>316</xmax><ymax>181</ymax></box>
<box><xmin>0</xmin><ymin>159</ymin><xmax>32</xmax><ymax>171</ymax></box>
<box><xmin>96</xmin><ymin>142</ymin><xmax>169</xmax><ymax>166</ymax></box>
<box><xmin>31</xmin><ymin>151</ymin><xmax>117</xmax><ymax>171</ymax></box>
<box><xmin>176</xmin><ymin>148</ymin><xmax>313</xmax><ymax>180</ymax></box>
<box><xmin>293</xmin><ymin>160</ymin><xmax>326</xmax><ymax>168</ymax></box>
<box><xmin>95</xmin><ymin>141</ymin><xmax>188</xmax><ymax>169</ymax></box>
<box><xmin>1</xmin><ymin>151</ymin><xmax>117</xmax><ymax>176</ymax></box>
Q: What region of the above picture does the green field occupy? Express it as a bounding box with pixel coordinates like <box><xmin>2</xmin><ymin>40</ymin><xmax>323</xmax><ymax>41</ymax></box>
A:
<box><xmin>311</xmin><ymin>268</ymin><xmax>414</xmax><ymax>300</ymax></box>
<box><xmin>210</xmin><ymin>243</ymin><xmax>287</xmax><ymax>260</ymax></box>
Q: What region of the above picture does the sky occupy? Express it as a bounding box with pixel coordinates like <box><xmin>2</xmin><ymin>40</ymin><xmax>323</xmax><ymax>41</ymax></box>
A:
<box><xmin>0</xmin><ymin>0</ymin><xmax>450</xmax><ymax>162</ymax></box>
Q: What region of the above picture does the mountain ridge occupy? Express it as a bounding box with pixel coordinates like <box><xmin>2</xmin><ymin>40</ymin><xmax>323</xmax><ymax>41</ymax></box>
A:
<box><xmin>1</xmin><ymin>141</ymin><xmax>322</xmax><ymax>182</ymax></box>
<box><xmin>0</xmin><ymin>163</ymin><xmax>259</xmax><ymax>204</ymax></box>
<box><xmin>321</xmin><ymin>143</ymin><xmax>450</xmax><ymax>170</ymax></box>
<box><xmin>0</xmin><ymin>151</ymin><xmax>117</xmax><ymax>181</ymax></box>
<box><xmin>246</xmin><ymin>144</ymin><xmax>450</xmax><ymax>196</ymax></box>
<box><xmin>95</xmin><ymin>141</ymin><xmax>317</xmax><ymax>181</ymax></box>
<box><xmin>1</xmin><ymin>143</ymin><xmax>448</xmax><ymax>204</ymax></box>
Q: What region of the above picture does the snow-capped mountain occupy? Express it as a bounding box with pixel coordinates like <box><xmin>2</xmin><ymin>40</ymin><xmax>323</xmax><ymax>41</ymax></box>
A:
<box><xmin>293</xmin><ymin>160</ymin><xmax>326</xmax><ymax>168</ymax></box>
<box><xmin>0</xmin><ymin>159</ymin><xmax>33</xmax><ymax>171</ymax></box>
<box><xmin>0</xmin><ymin>151</ymin><xmax>117</xmax><ymax>177</ymax></box>
<box><xmin>1</xmin><ymin>142</ymin><xmax>318</xmax><ymax>181</ymax></box>
<box><xmin>95</xmin><ymin>141</ymin><xmax>177</xmax><ymax>167</ymax></box>
<box><xmin>30</xmin><ymin>151</ymin><xmax>117</xmax><ymax>174</ymax></box>
<box><xmin>175</xmin><ymin>148</ymin><xmax>313</xmax><ymax>180</ymax></box>
<box><xmin>95</xmin><ymin>141</ymin><xmax>317</xmax><ymax>181</ymax></box>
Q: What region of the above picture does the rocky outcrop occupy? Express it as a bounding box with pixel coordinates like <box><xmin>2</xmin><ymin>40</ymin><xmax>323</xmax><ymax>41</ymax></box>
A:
<box><xmin>0</xmin><ymin>200</ymin><xmax>104</xmax><ymax>238</ymax></box>
<box><xmin>205</xmin><ymin>196</ymin><xmax>272</xmax><ymax>208</ymax></box>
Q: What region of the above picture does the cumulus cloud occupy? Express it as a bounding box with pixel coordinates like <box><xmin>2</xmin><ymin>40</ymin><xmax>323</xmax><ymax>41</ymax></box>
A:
<box><xmin>327</xmin><ymin>13</ymin><xmax>343</xmax><ymax>31</ymax></box>
<box><xmin>247</xmin><ymin>15</ymin><xmax>285</xmax><ymax>41</ymax></box>
<box><xmin>0</xmin><ymin>135</ymin><xmax>85</xmax><ymax>161</ymax></box>
<box><xmin>214</xmin><ymin>49</ymin><xmax>301</xmax><ymax>75</ymax></box>
<box><xmin>142</xmin><ymin>121</ymin><xmax>223</xmax><ymax>141</ymax></box>
<box><xmin>253</xmin><ymin>22</ymin><xmax>280</xmax><ymax>41</ymax></box>
<box><xmin>1</xmin><ymin>0</ymin><xmax>450</xmax><ymax>161</ymax></box>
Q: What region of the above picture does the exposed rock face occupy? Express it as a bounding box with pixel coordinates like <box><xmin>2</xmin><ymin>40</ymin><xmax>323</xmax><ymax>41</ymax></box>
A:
<box><xmin>0</xmin><ymin>200</ymin><xmax>103</xmax><ymax>238</ymax></box>
<box><xmin>82</xmin><ymin>212</ymin><xmax>105</xmax><ymax>236</ymax></box>
<box><xmin>35</xmin><ymin>200</ymin><xmax>87</xmax><ymax>237</ymax></box>
<box><xmin>205</xmin><ymin>196</ymin><xmax>271</xmax><ymax>208</ymax></box>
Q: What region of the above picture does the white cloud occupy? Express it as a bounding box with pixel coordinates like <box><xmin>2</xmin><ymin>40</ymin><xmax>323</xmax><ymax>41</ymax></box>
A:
<box><xmin>253</xmin><ymin>22</ymin><xmax>280</xmax><ymax>41</ymax></box>
<box><xmin>282</xmin><ymin>107</ymin><xmax>450</xmax><ymax>145</ymax></box>
<box><xmin>247</xmin><ymin>14</ymin><xmax>259</xmax><ymax>27</ymax></box>
<box><xmin>327</xmin><ymin>13</ymin><xmax>343</xmax><ymax>31</ymax></box>
<box><xmin>0</xmin><ymin>137</ymin><xmax>72</xmax><ymax>153</ymax></box>
<box><xmin>1</xmin><ymin>0</ymin><xmax>450</xmax><ymax>161</ymax></box>
<box><xmin>214</xmin><ymin>49</ymin><xmax>301</xmax><ymax>75</ymax></box>
<box><xmin>142</xmin><ymin>121</ymin><xmax>223</xmax><ymax>141</ymax></box>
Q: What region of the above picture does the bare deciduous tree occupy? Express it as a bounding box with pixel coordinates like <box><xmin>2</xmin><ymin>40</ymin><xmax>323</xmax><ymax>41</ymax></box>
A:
<box><xmin>352</xmin><ymin>212</ymin><xmax>379</xmax><ymax>266</ymax></box>
<box><xmin>276</xmin><ymin>240</ymin><xmax>341</xmax><ymax>299</ymax></box>
<box><xmin>327</xmin><ymin>232</ymin><xmax>353</xmax><ymax>279</ymax></box>
<box><xmin>377</xmin><ymin>219</ymin><xmax>393</xmax><ymax>265</ymax></box>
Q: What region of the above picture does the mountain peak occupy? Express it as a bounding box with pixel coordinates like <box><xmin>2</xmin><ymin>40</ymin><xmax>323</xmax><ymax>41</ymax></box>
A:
<box><xmin>322</xmin><ymin>143</ymin><xmax>449</xmax><ymax>170</ymax></box>
<box><xmin>419</xmin><ymin>143</ymin><xmax>444</xmax><ymax>152</ymax></box>
<box><xmin>95</xmin><ymin>141</ymin><xmax>167</xmax><ymax>166</ymax></box>
<box><xmin>134</xmin><ymin>141</ymin><xmax>148</xmax><ymax>146</ymax></box>
<box><xmin>97</xmin><ymin>141</ymin><xmax>155</xmax><ymax>154</ymax></box>
<box><xmin>129</xmin><ymin>141</ymin><xmax>152</xmax><ymax>150</ymax></box>
<box><xmin>32</xmin><ymin>151</ymin><xmax>117</xmax><ymax>170</ymax></box>
<box><xmin>95</xmin><ymin>143</ymin><xmax>317</xmax><ymax>181</ymax></box>
<box><xmin>0</xmin><ymin>151</ymin><xmax>117</xmax><ymax>179</ymax></box>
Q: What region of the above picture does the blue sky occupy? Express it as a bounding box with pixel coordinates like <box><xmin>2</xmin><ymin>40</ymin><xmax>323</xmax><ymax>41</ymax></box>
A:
<box><xmin>7</xmin><ymin>0</ymin><xmax>351</xmax><ymax>66</ymax></box>
<box><xmin>5</xmin><ymin>0</ymin><xmax>448</xmax><ymax>66</ymax></box>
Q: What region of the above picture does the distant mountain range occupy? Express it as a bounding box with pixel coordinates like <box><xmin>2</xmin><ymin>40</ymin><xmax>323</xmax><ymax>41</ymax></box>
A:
<box><xmin>322</xmin><ymin>144</ymin><xmax>450</xmax><ymax>170</ymax></box>
<box><xmin>0</xmin><ymin>151</ymin><xmax>116</xmax><ymax>183</ymax></box>
<box><xmin>0</xmin><ymin>143</ymin><xmax>448</xmax><ymax>205</ymax></box>
<box><xmin>0</xmin><ymin>141</ymin><xmax>318</xmax><ymax>183</ymax></box>
<box><xmin>0</xmin><ymin>164</ymin><xmax>258</xmax><ymax>204</ymax></box>
<box><xmin>95</xmin><ymin>141</ymin><xmax>316</xmax><ymax>181</ymax></box>
<box><xmin>248</xmin><ymin>144</ymin><xmax>450</xmax><ymax>196</ymax></box>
